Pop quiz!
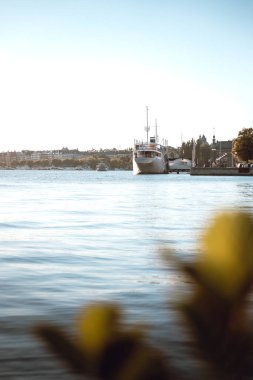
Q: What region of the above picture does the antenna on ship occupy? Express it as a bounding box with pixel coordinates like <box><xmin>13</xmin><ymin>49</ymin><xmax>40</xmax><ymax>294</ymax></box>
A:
<box><xmin>144</xmin><ymin>106</ymin><xmax>150</xmax><ymax>142</ymax></box>
<box><xmin>154</xmin><ymin>118</ymin><xmax>159</xmax><ymax>143</ymax></box>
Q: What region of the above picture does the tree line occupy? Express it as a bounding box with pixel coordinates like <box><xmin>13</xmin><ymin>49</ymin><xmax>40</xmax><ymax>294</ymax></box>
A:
<box><xmin>1</xmin><ymin>154</ymin><xmax>132</xmax><ymax>170</ymax></box>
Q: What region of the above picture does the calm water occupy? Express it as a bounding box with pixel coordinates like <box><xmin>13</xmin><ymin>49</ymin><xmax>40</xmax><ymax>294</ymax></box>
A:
<box><xmin>1</xmin><ymin>170</ymin><xmax>253</xmax><ymax>378</ymax></box>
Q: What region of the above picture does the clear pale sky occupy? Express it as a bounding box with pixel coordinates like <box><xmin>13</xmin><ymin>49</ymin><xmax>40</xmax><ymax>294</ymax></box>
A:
<box><xmin>0</xmin><ymin>0</ymin><xmax>252</xmax><ymax>151</ymax></box>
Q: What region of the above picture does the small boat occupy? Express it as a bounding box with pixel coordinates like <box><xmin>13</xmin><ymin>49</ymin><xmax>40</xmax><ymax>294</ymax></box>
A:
<box><xmin>133</xmin><ymin>107</ymin><xmax>169</xmax><ymax>175</ymax></box>
<box><xmin>169</xmin><ymin>158</ymin><xmax>192</xmax><ymax>172</ymax></box>
<box><xmin>96</xmin><ymin>162</ymin><xmax>108</xmax><ymax>171</ymax></box>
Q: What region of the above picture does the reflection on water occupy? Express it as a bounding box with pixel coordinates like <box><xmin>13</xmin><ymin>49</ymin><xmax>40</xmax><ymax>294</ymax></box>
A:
<box><xmin>0</xmin><ymin>171</ymin><xmax>253</xmax><ymax>378</ymax></box>
<box><xmin>236</xmin><ymin>181</ymin><xmax>253</xmax><ymax>215</ymax></box>
<box><xmin>237</xmin><ymin>181</ymin><xmax>253</xmax><ymax>198</ymax></box>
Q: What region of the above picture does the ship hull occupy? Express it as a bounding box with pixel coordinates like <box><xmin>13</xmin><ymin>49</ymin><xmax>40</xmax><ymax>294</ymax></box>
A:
<box><xmin>133</xmin><ymin>159</ymin><xmax>167</xmax><ymax>174</ymax></box>
<box><xmin>133</xmin><ymin>153</ymin><xmax>168</xmax><ymax>175</ymax></box>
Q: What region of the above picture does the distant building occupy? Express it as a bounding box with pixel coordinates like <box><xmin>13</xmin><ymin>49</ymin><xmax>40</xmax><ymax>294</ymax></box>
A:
<box><xmin>31</xmin><ymin>152</ymin><xmax>41</xmax><ymax>160</ymax></box>
<box><xmin>211</xmin><ymin>132</ymin><xmax>233</xmax><ymax>166</ymax></box>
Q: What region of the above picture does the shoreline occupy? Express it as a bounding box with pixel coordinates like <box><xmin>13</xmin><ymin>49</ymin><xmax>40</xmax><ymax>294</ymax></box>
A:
<box><xmin>0</xmin><ymin>166</ymin><xmax>131</xmax><ymax>171</ymax></box>
<box><xmin>190</xmin><ymin>167</ymin><xmax>253</xmax><ymax>176</ymax></box>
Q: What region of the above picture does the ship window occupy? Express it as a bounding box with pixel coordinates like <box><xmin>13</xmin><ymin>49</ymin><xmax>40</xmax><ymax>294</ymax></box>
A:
<box><xmin>137</xmin><ymin>151</ymin><xmax>160</xmax><ymax>158</ymax></box>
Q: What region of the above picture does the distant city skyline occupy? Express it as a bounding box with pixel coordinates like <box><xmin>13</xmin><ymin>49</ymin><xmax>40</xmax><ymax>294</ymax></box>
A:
<box><xmin>0</xmin><ymin>0</ymin><xmax>252</xmax><ymax>152</ymax></box>
<box><xmin>0</xmin><ymin>133</ymin><xmax>233</xmax><ymax>154</ymax></box>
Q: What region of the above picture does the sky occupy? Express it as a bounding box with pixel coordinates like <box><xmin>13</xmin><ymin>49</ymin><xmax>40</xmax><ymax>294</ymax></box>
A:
<box><xmin>0</xmin><ymin>0</ymin><xmax>253</xmax><ymax>151</ymax></box>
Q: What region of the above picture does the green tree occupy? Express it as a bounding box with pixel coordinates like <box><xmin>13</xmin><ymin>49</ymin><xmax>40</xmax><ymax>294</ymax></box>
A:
<box><xmin>180</xmin><ymin>140</ymin><xmax>194</xmax><ymax>159</ymax></box>
<box><xmin>194</xmin><ymin>135</ymin><xmax>210</xmax><ymax>167</ymax></box>
<box><xmin>232</xmin><ymin>128</ymin><xmax>253</xmax><ymax>162</ymax></box>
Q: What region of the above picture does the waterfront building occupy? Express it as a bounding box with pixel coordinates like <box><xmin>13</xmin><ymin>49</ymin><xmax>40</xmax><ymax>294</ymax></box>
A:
<box><xmin>211</xmin><ymin>132</ymin><xmax>233</xmax><ymax>167</ymax></box>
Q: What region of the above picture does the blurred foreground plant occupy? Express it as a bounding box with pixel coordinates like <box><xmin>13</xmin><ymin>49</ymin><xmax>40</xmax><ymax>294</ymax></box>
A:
<box><xmin>34</xmin><ymin>303</ymin><xmax>174</xmax><ymax>380</ymax></box>
<box><xmin>34</xmin><ymin>211</ymin><xmax>253</xmax><ymax>379</ymax></box>
<box><xmin>170</xmin><ymin>211</ymin><xmax>253</xmax><ymax>378</ymax></box>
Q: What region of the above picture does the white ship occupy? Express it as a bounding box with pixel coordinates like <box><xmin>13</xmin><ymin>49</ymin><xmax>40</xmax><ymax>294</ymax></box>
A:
<box><xmin>133</xmin><ymin>107</ymin><xmax>169</xmax><ymax>175</ymax></box>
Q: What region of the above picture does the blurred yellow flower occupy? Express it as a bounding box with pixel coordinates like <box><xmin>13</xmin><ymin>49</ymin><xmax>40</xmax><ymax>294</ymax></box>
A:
<box><xmin>76</xmin><ymin>303</ymin><xmax>120</xmax><ymax>358</ymax></box>
<box><xmin>198</xmin><ymin>211</ymin><xmax>253</xmax><ymax>299</ymax></box>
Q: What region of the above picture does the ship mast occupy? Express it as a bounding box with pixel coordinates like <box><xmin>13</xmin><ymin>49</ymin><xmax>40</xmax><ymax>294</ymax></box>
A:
<box><xmin>144</xmin><ymin>106</ymin><xmax>150</xmax><ymax>142</ymax></box>
<box><xmin>155</xmin><ymin>118</ymin><xmax>158</xmax><ymax>142</ymax></box>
